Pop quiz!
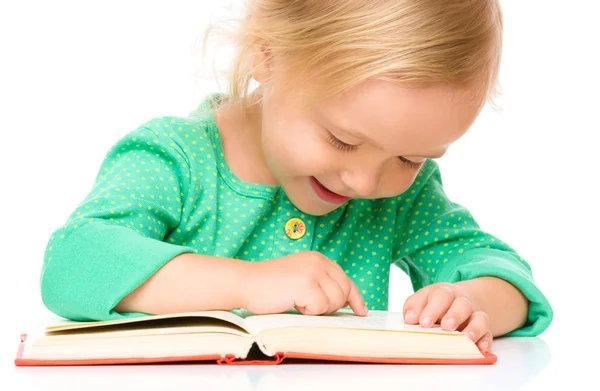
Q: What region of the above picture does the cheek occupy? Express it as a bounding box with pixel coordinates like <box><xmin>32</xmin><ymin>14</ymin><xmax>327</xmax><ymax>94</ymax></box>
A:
<box><xmin>262</xmin><ymin>113</ymin><xmax>336</xmax><ymax>176</ymax></box>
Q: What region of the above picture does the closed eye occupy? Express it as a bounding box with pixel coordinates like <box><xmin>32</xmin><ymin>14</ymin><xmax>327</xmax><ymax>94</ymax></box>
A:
<box><xmin>325</xmin><ymin>131</ymin><xmax>358</xmax><ymax>152</ymax></box>
<box><xmin>325</xmin><ymin>129</ymin><xmax>424</xmax><ymax>170</ymax></box>
<box><xmin>398</xmin><ymin>156</ymin><xmax>424</xmax><ymax>170</ymax></box>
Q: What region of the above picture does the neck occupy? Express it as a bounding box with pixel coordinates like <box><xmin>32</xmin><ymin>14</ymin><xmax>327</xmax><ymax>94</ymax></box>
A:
<box><xmin>213</xmin><ymin>93</ymin><xmax>277</xmax><ymax>186</ymax></box>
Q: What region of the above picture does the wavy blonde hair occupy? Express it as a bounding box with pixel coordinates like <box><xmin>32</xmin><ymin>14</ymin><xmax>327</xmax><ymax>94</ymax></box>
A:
<box><xmin>199</xmin><ymin>0</ymin><xmax>503</xmax><ymax>112</ymax></box>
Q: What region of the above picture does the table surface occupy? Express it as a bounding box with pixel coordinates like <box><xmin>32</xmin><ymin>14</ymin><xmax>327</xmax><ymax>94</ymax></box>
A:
<box><xmin>3</xmin><ymin>330</ymin><xmax>592</xmax><ymax>391</ymax></box>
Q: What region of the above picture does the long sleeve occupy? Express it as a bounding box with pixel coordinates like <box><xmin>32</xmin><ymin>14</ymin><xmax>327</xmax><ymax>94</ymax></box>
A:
<box><xmin>41</xmin><ymin>120</ymin><xmax>197</xmax><ymax>321</ymax></box>
<box><xmin>392</xmin><ymin>160</ymin><xmax>553</xmax><ymax>337</ymax></box>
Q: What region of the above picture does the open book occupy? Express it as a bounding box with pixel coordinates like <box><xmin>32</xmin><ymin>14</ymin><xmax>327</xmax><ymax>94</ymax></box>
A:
<box><xmin>15</xmin><ymin>309</ymin><xmax>496</xmax><ymax>366</ymax></box>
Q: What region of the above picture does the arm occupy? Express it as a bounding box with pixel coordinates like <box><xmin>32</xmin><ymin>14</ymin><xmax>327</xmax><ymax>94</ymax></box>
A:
<box><xmin>114</xmin><ymin>252</ymin><xmax>251</xmax><ymax>314</ymax></box>
<box><xmin>41</xmin><ymin>119</ymin><xmax>198</xmax><ymax>321</ymax></box>
<box><xmin>393</xmin><ymin>160</ymin><xmax>552</xmax><ymax>337</ymax></box>
<box><xmin>116</xmin><ymin>251</ymin><xmax>368</xmax><ymax>316</ymax></box>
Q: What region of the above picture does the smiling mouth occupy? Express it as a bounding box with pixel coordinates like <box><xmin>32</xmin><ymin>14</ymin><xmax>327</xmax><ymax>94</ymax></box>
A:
<box><xmin>309</xmin><ymin>177</ymin><xmax>351</xmax><ymax>204</ymax></box>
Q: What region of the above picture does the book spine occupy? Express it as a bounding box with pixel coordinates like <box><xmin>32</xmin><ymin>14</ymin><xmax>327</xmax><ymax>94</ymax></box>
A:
<box><xmin>218</xmin><ymin>352</ymin><xmax>285</xmax><ymax>365</ymax></box>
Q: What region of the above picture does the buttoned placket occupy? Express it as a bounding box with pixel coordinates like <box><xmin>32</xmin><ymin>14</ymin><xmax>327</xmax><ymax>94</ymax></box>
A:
<box><xmin>271</xmin><ymin>194</ymin><xmax>315</xmax><ymax>258</ymax></box>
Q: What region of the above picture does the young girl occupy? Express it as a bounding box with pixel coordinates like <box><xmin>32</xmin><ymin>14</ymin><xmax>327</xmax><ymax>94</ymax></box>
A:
<box><xmin>40</xmin><ymin>0</ymin><xmax>552</xmax><ymax>353</ymax></box>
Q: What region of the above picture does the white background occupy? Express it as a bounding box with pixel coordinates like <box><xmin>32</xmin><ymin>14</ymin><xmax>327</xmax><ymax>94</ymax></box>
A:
<box><xmin>1</xmin><ymin>0</ymin><xmax>599</xmax><ymax>388</ymax></box>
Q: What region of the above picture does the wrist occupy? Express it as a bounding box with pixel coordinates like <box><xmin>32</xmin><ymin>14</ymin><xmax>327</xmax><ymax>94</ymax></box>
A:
<box><xmin>455</xmin><ymin>276</ymin><xmax>528</xmax><ymax>336</ymax></box>
<box><xmin>454</xmin><ymin>277</ymin><xmax>487</xmax><ymax>312</ymax></box>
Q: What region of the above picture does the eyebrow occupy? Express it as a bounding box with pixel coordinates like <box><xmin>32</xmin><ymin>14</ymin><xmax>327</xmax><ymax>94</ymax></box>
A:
<box><xmin>315</xmin><ymin>109</ymin><xmax>446</xmax><ymax>159</ymax></box>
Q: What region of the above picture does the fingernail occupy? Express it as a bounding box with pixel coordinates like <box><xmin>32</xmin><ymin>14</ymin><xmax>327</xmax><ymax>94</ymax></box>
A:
<box><xmin>421</xmin><ymin>317</ymin><xmax>432</xmax><ymax>327</ymax></box>
<box><xmin>363</xmin><ymin>304</ymin><xmax>368</xmax><ymax>313</ymax></box>
<box><xmin>444</xmin><ymin>318</ymin><xmax>456</xmax><ymax>330</ymax></box>
<box><xmin>405</xmin><ymin>310</ymin><xmax>415</xmax><ymax>321</ymax></box>
<box><xmin>468</xmin><ymin>332</ymin><xmax>476</xmax><ymax>341</ymax></box>
<box><xmin>480</xmin><ymin>341</ymin><xmax>489</xmax><ymax>351</ymax></box>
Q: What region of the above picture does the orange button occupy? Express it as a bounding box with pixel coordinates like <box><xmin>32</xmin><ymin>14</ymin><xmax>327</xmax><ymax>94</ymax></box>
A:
<box><xmin>285</xmin><ymin>218</ymin><xmax>306</xmax><ymax>240</ymax></box>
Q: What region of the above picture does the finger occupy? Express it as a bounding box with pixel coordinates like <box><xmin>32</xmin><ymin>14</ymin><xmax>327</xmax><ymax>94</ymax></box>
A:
<box><xmin>402</xmin><ymin>286</ymin><xmax>431</xmax><ymax>324</ymax></box>
<box><xmin>319</xmin><ymin>276</ymin><xmax>347</xmax><ymax>314</ymax></box>
<box><xmin>462</xmin><ymin>310</ymin><xmax>491</xmax><ymax>344</ymax></box>
<box><xmin>325</xmin><ymin>262</ymin><xmax>367</xmax><ymax>316</ymax></box>
<box><xmin>345</xmin><ymin>278</ymin><xmax>367</xmax><ymax>316</ymax></box>
<box><xmin>294</xmin><ymin>282</ymin><xmax>329</xmax><ymax>315</ymax></box>
<box><xmin>419</xmin><ymin>284</ymin><xmax>455</xmax><ymax>327</ymax></box>
<box><xmin>326</xmin><ymin>264</ymin><xmax>352</xmax><ymax>300</ymax></box>
<box><xmin>440</xmin><ymin>296</ymin><xmax>473</xmax><ymax>331</ymax></box>
<box><xmin>477</xmin><ymin>331</ymin><xmax>494</xmax><ymax>353</ymax></box>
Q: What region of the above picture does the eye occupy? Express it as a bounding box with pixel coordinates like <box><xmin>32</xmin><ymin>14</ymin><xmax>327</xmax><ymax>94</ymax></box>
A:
<box><xmin>326</xmin><ymin>129</ymin><xmax>424</xmax><ymax>170</ymax></box>
<box><xmin>398</xmin><ymin>156</ymin><xmax>424</xmax><ymax>170</ymax></box>
<box><xmin>325</xmin><ymin>131</ymin><xmax>358</xmax><ymax>153</ymax></box>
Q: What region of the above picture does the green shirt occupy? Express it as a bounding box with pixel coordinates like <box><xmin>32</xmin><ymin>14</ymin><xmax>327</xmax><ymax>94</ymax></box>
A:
<box><xmin>40</xmin><ymin>95</ymin><xmax>553</xmax><ymax>337</ymax></box>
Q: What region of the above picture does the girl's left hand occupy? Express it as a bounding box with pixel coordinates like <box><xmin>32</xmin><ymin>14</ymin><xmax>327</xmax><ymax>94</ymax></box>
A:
<box><xmin>402</xmin><ymin>282</ymin><xmax>492</xmax><ymax>353</ymax></box>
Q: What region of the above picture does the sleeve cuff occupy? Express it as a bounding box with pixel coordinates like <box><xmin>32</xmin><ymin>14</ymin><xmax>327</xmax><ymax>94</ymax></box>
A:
<box><xmin>41</xmin><ymin>220</ymin><xmax>196</xmax><ymax>321</ymax></box>
<box><xmin>434</xmin><ymin>248</ymin><xmax>553</xmax><ymax>337</ymax></box>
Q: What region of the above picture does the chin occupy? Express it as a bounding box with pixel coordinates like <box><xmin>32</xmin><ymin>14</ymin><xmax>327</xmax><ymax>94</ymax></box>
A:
<box><xmin>286</xmin><ymin>194</ymin><xmax>344</xmax><ymax>216</ymax></box>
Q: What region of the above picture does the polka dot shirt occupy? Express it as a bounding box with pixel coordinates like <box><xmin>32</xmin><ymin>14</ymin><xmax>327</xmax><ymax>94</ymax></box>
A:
<box><xmin>40</xmin><ymin>94</ymin><xmax>552</xmax><ymax>337</ymax></box>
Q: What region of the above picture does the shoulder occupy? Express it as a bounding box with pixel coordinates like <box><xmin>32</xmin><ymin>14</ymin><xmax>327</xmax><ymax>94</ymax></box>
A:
<box><xmin>415</xmin><ymin>159</ymin><xmax>443</xmax><ymax>185</ymax></box>
<box><xmin>400</xmin><ymin>159</ymin><xmax>444</xmax><ymax>198</ymax></box>
<box><xmin>98</xmin><ymin>114</ymin><xmax>216</xmax><ymax>182</ymax></box>
<box><xmin>362</xmin><ymin>159</ymin><xmax>446</xmax><ymax>214</ymax></box>
<box><xmin>119</xmin><ymin>108</ymin><xmax>218</xmax><ymax>166</ymax></box>
<box><xmin>133</xmin><ymin>93</ymin><xmax>231</xmax><ymax>163</ymax></box>
<box><xmin>139</xmin><ymin>112</ymin><xmax>214</xmax><ymax>149</ymax></box>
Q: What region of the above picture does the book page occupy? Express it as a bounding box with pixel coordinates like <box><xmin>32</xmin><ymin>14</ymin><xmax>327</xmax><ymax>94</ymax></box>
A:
<box><xmin>45</xmin><ymin>310</ymin><xmax>248</xmax><ymax>333</ymax></box>
<box><xmin>244</xmin><ymin>309</ymin><xmax>460</xmax><ymax>336</ymax></box>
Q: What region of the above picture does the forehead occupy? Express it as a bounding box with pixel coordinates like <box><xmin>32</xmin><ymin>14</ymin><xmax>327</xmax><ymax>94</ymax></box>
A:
<box><xmin>317</xmin><ymin>79</ymin><xmax>483</xmax><ymax>155</ymax></box>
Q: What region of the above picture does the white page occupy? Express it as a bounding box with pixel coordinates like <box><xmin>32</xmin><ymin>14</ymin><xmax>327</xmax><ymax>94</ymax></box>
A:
<box><xmin>244</xmin><ymin>309</ymin><xmax>460</xmax><ymax>336</ymax></box>
<box><xmin>45</xmin><ymin>310</ymin><xmax>249</xmax><ymax>333</ymax></box>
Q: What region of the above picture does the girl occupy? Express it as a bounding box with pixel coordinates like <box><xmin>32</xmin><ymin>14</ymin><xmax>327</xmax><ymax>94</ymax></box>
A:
<box><xmin>40</xmin><ymin>0</ymin><xmax>552</xmax><ymax>353</ymax></box>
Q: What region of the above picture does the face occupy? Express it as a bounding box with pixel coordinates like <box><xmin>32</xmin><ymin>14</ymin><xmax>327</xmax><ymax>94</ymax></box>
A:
<box><xmin>256</xmin><ymin>76</ymin><xmax>483</xmax><ymax>216</ymax></box>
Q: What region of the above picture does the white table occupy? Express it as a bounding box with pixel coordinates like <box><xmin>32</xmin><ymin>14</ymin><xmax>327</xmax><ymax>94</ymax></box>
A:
<box><xmin>5</xmin><ymin>334</ymin><xmax>589</xmax><ymax>391</ymax></box>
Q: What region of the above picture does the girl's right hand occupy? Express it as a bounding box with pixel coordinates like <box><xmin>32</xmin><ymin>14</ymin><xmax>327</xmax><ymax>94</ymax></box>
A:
<box><xmin>240</xmin><ymin>252</ymin><xmax>368</xmax><ymax>316</ymax></box>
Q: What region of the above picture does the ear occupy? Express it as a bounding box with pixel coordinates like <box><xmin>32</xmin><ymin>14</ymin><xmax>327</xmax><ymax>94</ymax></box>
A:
<box><xmin>251</xmin><ymin>44</ymin><xmax>273</xmax><ymax>84</ymax></box>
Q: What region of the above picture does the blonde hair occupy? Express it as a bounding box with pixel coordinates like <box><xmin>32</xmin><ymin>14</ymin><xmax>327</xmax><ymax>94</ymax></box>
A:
<box><xmin>199</xmin><ymin>0</ymin><xmax>503</xmax><ymax>112</ymax></box>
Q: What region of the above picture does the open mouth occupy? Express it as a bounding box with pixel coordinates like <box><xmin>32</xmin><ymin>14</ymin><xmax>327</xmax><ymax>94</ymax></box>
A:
<box><xmin>309</xmin><ymin>177</ymin><xmax>351</xmax><ymax>205</ymax></box>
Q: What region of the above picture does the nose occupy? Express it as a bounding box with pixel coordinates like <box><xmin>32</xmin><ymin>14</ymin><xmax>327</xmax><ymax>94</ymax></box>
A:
<box><xmin>340</xmin><ymin>166</ymin><xmax>380</xmax><ymax>197</ymax></box>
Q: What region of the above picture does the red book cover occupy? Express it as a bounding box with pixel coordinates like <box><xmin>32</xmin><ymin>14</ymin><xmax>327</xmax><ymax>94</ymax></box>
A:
<box><xmin>15</xmin><ymin>334</ymin><xmax>497</xmax><ymax>366</ymax></box>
